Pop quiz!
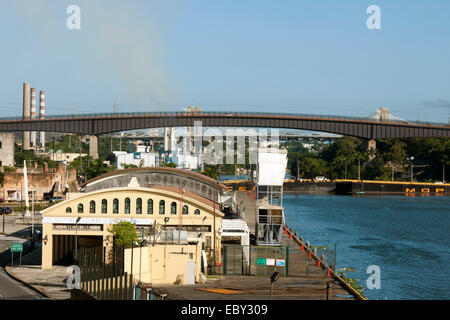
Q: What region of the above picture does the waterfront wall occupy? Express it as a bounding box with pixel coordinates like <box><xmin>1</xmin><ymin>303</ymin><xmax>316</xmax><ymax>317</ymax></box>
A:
<box><xmin>335</xmin><ymin>180</ymin><xmax>450</xmax><ymax>195</ymax></box>
<box><xmin>223</xmin><ymin>180</ymin><xmax>450</xmax><ymax>195</ymax></box>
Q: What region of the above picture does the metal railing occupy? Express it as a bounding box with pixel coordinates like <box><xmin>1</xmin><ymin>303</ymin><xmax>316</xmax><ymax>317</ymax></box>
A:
<box><xmin>76</xmin><ymin>245</ymin><xmax>169</xmax><ymax>300</ymax></box>
<box><xmin>282</xmin><ymin>225</ymin><xmax>367</xmax><ymax>300</ymax></box>
<box><xmin>0</xmin><ymin>110</ymin><xmax>448</xmax><ymax>127</ymax></box>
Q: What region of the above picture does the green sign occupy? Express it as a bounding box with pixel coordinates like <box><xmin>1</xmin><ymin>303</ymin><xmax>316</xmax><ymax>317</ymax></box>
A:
<box><xmin>11</xmin><ymin>243</ymin><xmax>23</xmax><ymax>252</ymax></box>
<box><xmin>256</xmin><ymin>258</ymin><xmax>266</xmax><ymax>265</ymax></box>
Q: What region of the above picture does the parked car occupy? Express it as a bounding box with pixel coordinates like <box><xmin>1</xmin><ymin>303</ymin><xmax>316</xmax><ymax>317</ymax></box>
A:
<box><xmin>49</xmin><ymin>197</ymin><xmax>63</xmax><ymax>203</ymax></box>
<box><xmin>0</xmin><ymin>207</ymin><xmax>13</xmax><ymax>215</ymax></box>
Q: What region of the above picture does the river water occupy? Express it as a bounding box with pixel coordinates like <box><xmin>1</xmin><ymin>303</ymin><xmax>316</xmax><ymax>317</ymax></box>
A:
<box><xmin>283</xmin><ymin>193</ymin><xmax>450</xmax><ymax>300</ymax></box>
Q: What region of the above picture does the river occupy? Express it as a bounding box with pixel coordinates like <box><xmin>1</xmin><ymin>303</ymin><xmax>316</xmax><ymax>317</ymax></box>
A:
<box><xmin>283</xmin><ymin>193</ymin><xmax>450</xmax><ymax>300</ymax></box>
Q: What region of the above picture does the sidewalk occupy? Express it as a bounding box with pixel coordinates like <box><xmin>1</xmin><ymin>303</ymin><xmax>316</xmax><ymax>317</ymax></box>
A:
<box><xmin>4</xmin><ymin>242</ymin><xmax>71</xmax><ymax>300</ymax></box>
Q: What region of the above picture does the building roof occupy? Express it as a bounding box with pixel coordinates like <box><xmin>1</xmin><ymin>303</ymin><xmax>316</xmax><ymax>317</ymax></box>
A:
<box><xmin>82</xmin><ymin>167</ymin><xmax>227</xmax><ymax>191</ymax></box>
<box><xmin>42</xmin><ymin>186</ymin><xmax>224</xmax><ymax>216</ymax></box>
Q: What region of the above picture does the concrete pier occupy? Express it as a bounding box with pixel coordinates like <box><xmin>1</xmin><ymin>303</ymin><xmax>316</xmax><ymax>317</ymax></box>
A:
<box><xmin>89</xmin><ymin>135</ymin><xmax>99</xmax><ymax>159</ymax></box>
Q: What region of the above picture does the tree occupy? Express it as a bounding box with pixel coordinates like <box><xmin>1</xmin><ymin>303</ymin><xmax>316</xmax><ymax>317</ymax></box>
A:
<box><xmin>69</xmin><ymin>156</ymin><xmax>113</xmax><ymax>182</ymax></box>
<box><xmin>109</xmin><ymin>221</ymin><xmax>138</xmax><ymax>248</ymax></box>
<box><xmin>203</xmin><ymin>165</ymin><xmax>218</xmax><ymax>179</ymax></box>
<box><xmin>121</xmin><ymin>163</ymin><xmax>138</xmax><ymax>169</ymax></box>
<box><xmin>161</xmin><ymin>162</ymin><xmax>176</xmax><ymax>168</ymax></box>
<box><xmin>14</xmin><ymin>149</ymin><xmax>57</xmax><ymax>168</ymax></box>
<box><xmin>296</xmin><ymin>154</ymin><xmax>327</xmax><ymax>179</ymax></box>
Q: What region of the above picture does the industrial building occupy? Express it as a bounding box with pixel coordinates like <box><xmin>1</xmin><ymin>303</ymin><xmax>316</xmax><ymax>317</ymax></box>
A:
<box><xmin>40</xmin><ymin>167</ymin><xmax>248</xmax><ymax>284</ymax></box>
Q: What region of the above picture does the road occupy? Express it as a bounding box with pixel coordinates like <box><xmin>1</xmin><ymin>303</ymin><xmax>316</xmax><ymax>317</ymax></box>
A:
<box><xmin>0</xmin><ymin>229</ymin><xmax>43</xmax><ymax>300</ymax></box>
<box><xmin>0</xmin><ymin>267</ymin><xmax>41</xmax><ymax>300</ymax></box>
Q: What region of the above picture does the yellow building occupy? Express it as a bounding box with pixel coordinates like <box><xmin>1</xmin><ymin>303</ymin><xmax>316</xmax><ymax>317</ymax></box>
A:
<box><xmin>41</xmin><ymin>170</ymin><xmax>225</xmax><ymax>284</ymax></box>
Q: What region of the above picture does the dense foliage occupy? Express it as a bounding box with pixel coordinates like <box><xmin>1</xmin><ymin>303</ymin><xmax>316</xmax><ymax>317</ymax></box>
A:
<box><xmin>285</xmin><ymin>137</ymin><xmax>449</xmax><ymax>182</ymax></box>
<box><xmin>109</xmin><ymin>221</ymin><xmax>138</xmax><ymax>247</ymax></box>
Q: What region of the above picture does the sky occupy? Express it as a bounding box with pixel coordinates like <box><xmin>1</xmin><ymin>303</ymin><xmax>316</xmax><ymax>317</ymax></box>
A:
<box><xmin>0</xmin><ymin>0</ymin><xmax>449</xmax><ymax>123</ymax></box>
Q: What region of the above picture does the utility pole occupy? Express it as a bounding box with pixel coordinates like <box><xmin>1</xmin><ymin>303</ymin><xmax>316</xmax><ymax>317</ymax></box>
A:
<box><xmin>407</xmin><ymin>156</ymin><xmax>414</xmax><ymax>183</ymax></box>
<box><xmin>443</xmin><ymin>163</ymin><xmax>446</xmax><ymax>183</ymax></box>
<box><xmin>358</xmin><ymin>160</ymin><xmax>361</xmax><ymax>181</ymax></box>
<box><xmin>344</xmin><ymin>161</ymin><xmax>347</xmax><ymax>180</ymax></box>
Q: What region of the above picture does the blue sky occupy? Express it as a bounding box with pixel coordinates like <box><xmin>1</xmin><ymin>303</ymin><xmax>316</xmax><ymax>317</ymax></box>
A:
<box><xmin>0</xmin><ymin>0</ymin><xmax>449</xmax><ymax>123</ymax></box>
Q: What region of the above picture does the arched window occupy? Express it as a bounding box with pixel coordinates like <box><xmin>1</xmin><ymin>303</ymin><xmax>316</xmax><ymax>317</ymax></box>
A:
<box><xmin>182</xmin><ymin>205</ymin><xmax>188</xmax><ymax>215</ymax></box>
<box><xmin>66</xmin><ymin>207</ymin><xmax>72</xmax><ymax>213</ymax></box>
<box><xmin>147</xmin><ymin>199</ymin><xmax>153</xmax><ymax>214</ymax></box>
<box><xmin>194</xmin><ymin>209</ymin><xmax>200</xmax><ymax>215</ymax></box>
<box><xmin>77</xmin><ymin>203</ymin><xmax>84</xmax><ymax>214</ymax></box>
<box><xmin>159</xmin><ymin>200</ymin><xmax>165</xmax><ymax>215</ymax></box>
<box><xmin>89</xmin><ymin>200</ymin><xmax>96</xmax><ymax>214</ymax></box>
<box><xmin>125</xmin><ymin>198</ymin><xmax>130</xmax><ymax>214</ymax></box>
<box><xmin>101</xmin><ymin>199</ymin><xmax>107</xmax><ymax>214</ymax></box>
<box><xmin>171</xmin><ymin>202</ymin><xmax>177</xmax><ymax>215</ymax></box>
<box><xmin>113</xmin><ymin>198</ymin><xmax>119</xmax><ymax>214</ymax></box>
<box><xmin>136</xmin><ymin>198</ymin><xmax>142</xmax><ymax>214</ymax></box>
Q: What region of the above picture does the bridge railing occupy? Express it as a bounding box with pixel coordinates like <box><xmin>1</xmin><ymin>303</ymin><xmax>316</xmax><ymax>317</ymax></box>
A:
<box><xmin>0</xmin><ymin>111</ymin><xmax>448</xmax><ymax>127</ymax></box>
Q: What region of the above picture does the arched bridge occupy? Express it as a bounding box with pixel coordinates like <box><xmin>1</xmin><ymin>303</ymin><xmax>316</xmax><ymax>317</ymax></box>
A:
<box><xmin>0</xmin><ymin>111</ymin><xmax>449</xmax><ymax>139</ymax></box>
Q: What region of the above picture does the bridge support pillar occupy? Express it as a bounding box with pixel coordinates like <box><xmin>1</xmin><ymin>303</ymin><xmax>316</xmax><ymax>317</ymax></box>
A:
<box><xmin>364</xmin><ymin>139</ymin><xmax>376</xmax><ymax>160</ymax></box>
<box><xmin>89</xmin><ymin>135</ymin><xmax>99</xmax><ymax>160</ymax></box>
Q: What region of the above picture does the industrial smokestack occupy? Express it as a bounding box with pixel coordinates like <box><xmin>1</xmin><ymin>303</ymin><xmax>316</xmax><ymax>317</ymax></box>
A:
<box><xmin>39</xmin><ymin>90</ymin><xmax>46</xmax><ymax>151</ymax></box>
<box><xmin>22</xmin><ymin>82</ymin><xmax>31</xmax><ymax>150</ymax></box>
<box><xmin>30</xmin><ymin>88</ymin><xmax>37</xmax><ymax>148</ymax></box>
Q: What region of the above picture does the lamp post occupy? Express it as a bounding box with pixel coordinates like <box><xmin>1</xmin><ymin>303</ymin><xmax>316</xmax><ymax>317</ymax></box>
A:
<box><xmin>164</xmin><ymin>217</ymin><xmax>169</xmax><ymax>281</ymax></box>
<box><xmin>31</xmin><ymin>190</ymin><xmax>35</xmax><ymax>248</ymax></box>
<box><xmin>270</xmin><ymin>271</ymin><xmax>280</xmax><ymax>300</ymax></box>
<box><xmin>74</xmin><ymin>217</ymin><xmax>81</xmax><ymax>264</ymax></box>
<box><xmin>407</xmin><ymin>156</ymin><xmax>414</xmax><ymax>182</ymax></box>
<box><xmin>213</xmin><ymin>181</ymin><xmax>218</xmax><ymax>275</ymax></box>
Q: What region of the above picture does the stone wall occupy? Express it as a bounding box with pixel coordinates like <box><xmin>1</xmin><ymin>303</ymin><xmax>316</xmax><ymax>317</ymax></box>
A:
<box><xmin>0</xmin><ymin>163</ymin><xmax>78</xmax><ymax>201</ymax></box>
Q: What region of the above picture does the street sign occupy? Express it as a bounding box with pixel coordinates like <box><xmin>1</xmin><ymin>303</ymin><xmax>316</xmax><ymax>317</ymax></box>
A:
<box><xmin>11</xmin><ymin>243</ymin><xmax>23</xmax><ymax>252</ymax></box>
<box><xmin>11</xmin><ymin>243</ymin><xmax>23</xmax><ymax>266</ymax></box>
<box><xmin>276</xmin><ymin>259</ymin><xmax>285</xmax><ymax>267</ymax></box>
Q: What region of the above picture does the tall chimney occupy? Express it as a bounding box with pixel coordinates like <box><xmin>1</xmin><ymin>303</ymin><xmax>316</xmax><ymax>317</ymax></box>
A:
<box><xmin>39</xmin><ymin>90</ymin><xmax>46</xmax><ymax>151</ymax></box>
<box><xmin>22</xmin><ymin>82</ymin><xmax>31</xmax><ymax>150</ymax></box>
<box><xmin>30</xmin><ymin>88</ymin><xmax>37</xmax><ymax>148</ymax></box>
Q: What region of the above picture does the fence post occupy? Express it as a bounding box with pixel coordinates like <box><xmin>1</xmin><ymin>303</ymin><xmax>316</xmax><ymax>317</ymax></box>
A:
<box><xmin>118</xmin><ymin>274</ymin><xmax>123</xmax><ymax>300</ymax></box>
<box><xmin>128</xmin><ymin>274</ymin><xmax>133</xmax><ymax>300</ymax></box>
<box><xmin>115</xmin><ymin>274</ymin><xmax>119</xmax><ymax>300</ymax></box>
<box><xmin>285</xmin><ymin>246</ymin><xmax>289</xmax><ymax>277</ymax></box>
<box><xmin>135</xmin><ymin>285</ymin><xmax>140</xmax><ymax>300</ymax></box>
<box><xmin>109</xmin><ymin>275</ymin><xmax>114</xmax><ymax>300</ymax></box>
<box><xmin>123</xmin><ymin>272</ymin><xmax>128</xmax><ymax>300</ymax></box>
<box><xmin>327</xmin><ymin>282</ymin><xmax>332</xmax><ymax>300</ymax></box>
<box><xmin>223</xmin><ymin>246</ymin><xmax>227</xmax><ymax>275</ymax></box>
<box><xmin>321</xmin><ymin>254</ymin><xmax>325</xmax><ymax>270</ymax></box>
<box><xmin>305</xmin><ymin>260</ymin><xmax>309</xmax><ymax>277</ymax></box>
<box><xmin>101</xmin><ymin>275</ymin><xmax>105</xmax><ymax>300</ymax></box>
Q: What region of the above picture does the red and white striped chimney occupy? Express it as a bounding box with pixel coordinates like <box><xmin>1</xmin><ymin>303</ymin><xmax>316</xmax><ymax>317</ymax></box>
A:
<box><xmin>39</xmin><ymin>90</ymin><xmax>45</xmax><ymax>150</ymax></box>
<box><xmin>30</xmin><ymin>88</ymin><xmax>37</xmax><ymax>148</ymax></box>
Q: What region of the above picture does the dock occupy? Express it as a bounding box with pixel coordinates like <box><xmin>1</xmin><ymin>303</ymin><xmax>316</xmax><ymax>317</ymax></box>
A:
<box><xmin>150</xmin><ymin>192</ymin><xmax>364</xmax><ymax>300</ymax></box>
